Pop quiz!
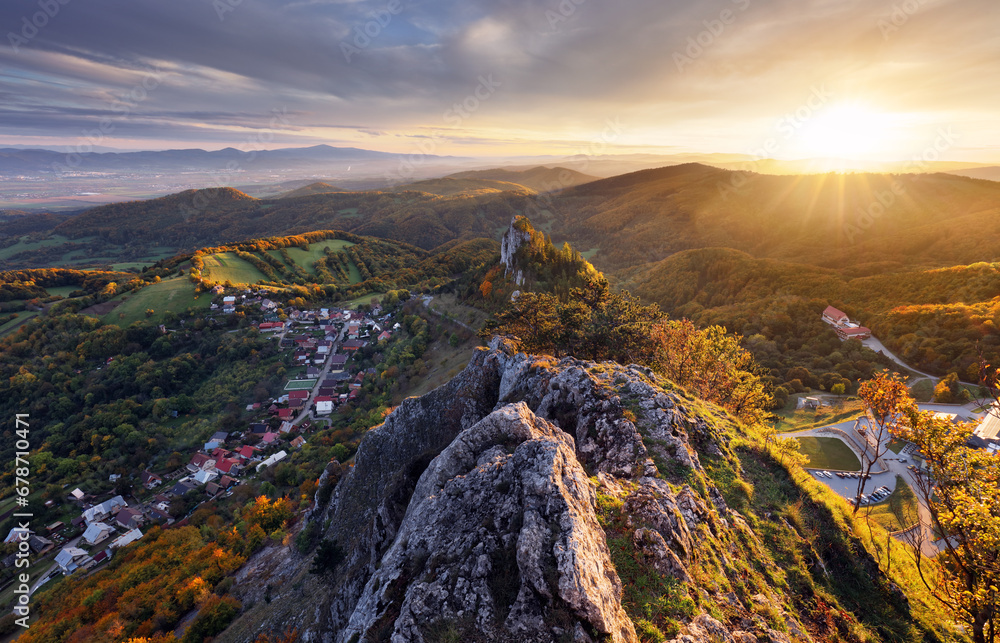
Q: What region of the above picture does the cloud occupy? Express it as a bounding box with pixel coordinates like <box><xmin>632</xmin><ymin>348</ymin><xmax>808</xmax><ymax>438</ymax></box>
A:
<box><xmin>0</xmin><ymin>0</ymin><xmax>996</xmax><ymax>158</ymax></box>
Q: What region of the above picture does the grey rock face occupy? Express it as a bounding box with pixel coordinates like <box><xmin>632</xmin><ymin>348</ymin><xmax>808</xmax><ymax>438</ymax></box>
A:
<box><xmin>500</xmin><ymin>216</ymin><xmax>533</xmax><ymax>285</ymax></box>
<box><xmin>341</xmin><ymin>403</ymin><xmax>637</xmax><ymax>643</ymax></box>
<box><xmin>304</xmin><ymin>342</ymin><xmax>748</xmax><ymax>643</ymax></box>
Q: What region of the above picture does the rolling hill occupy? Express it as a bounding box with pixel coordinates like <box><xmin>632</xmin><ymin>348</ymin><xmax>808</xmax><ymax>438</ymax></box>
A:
<box><xmin>386</xmin><ymin>176</ymin><xmax>535</xmax><ymax>196</ymax></box>
<box><xmin>276</xmin><ymin>182</ymin><xmax>349</xmax><ymax>199</ymax></box>
<box><xmin>548</xmin><ymin>163</ymin><xmax>1000</xmax><ymax>271</ymax></box>
<box><xmin>44</xmin><ymin>185</ymin><xmax>534</xmax><ymax>255</ymax></box>
<box><xmin>447</xmin><ymin>165</ymin><xmax>599</xmax><ymax>192</ymax></box>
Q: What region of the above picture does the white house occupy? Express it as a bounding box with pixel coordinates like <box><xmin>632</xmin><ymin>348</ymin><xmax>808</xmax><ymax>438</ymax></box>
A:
<box><xmin>3</xmin><ymin>527</ymin><xmax>30</xmax><ymax>544</ymax></box>
<box><xmin>316</xmin><ymin>400</ymin><xmax>333</xmax><ymax>415</ymax></box>
<box><xmin>82</xmin><ymin>496</ymin><xmax>127</xmax><ymax>525</ymax></box>
<box><xmin>822</xmin><ymin>305</ymin><xmax>850</xmax><ymax>327</ymax></box>
<box><xmin>256</xmin><ymin>450</ymin><xmax>288</xmax><ymax>472</ymax></box>
<box><xmin>82</xmin><ymin>522</ymin><xmax>114</xmax><ymax>546</ymax></box>
<box><xmin>110</xmin><ymin>528</ymin><xmax>143</xmax><ymax>550</ymax></box>
<box><xmin>55</xmin><ymin>547</ymin><xmax>91</xmax><ymax>574</ymax></box>
<box><xmin>193</xmin><ymin>469</ymin><xmax>218</xmax><ymax>485</ymax></box>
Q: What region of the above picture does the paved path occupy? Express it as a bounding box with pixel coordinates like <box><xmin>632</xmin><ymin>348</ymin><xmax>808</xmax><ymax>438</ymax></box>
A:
<box><xmin>293</xmin><ymin>323</ymin><xmax>345</xmax><ymax>424</ymax></box>
<box><xmin>863</xmin><ymin>335</ymin><xmax>984</xmax><ymax>395</ymax></box>
<box><xmin>862</xmin><ymin>336</ymin><xmax>939</xmax><ymax>380</ymax></box>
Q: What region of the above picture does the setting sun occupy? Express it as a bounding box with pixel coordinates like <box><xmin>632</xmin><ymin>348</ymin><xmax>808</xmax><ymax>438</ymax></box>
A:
<box><xmin>794</xmin><ymin>103</ymin><xmax>892</xmax><ymax>159</ymax></box>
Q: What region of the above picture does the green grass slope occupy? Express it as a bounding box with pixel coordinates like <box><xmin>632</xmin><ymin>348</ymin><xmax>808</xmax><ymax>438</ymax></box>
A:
<box><xmin>102</xmin><ymin>276</ymin><xmax>210</xmax><ymax>326</ymax></box>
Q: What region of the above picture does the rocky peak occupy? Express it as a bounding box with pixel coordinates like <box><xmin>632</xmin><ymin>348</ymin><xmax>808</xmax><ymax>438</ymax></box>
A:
<box><xmin>299</xmin><ymin>338</ymin><xmax>744</xmax><ymax>642</ymax></box>
<box><xmin>277</xmin><ymin>337</ymin><xmax>909</xmax><ymax>643</ymax></box>
<box><xmin>500</xmin><ymin>215</ymin><xmax>533</xmax><ymax>285</ymax></box>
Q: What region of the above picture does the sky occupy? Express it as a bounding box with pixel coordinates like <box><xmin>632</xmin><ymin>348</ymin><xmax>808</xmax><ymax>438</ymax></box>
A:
<box><xmin>1</xmin><ymin>0</ymin><xmax>998</xmax><ymax>162</ymax></box>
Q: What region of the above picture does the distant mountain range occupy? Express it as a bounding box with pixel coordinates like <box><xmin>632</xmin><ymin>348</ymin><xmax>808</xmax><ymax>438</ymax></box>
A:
<box><xmin>0</xmin><ymin>144</ymin><xmax>451</xmax><ymax>175</ymax></box>
<box><xmin>3</xmin><ymin>143</ymin><xmax>996</xmax><ymax>179</ymax></box>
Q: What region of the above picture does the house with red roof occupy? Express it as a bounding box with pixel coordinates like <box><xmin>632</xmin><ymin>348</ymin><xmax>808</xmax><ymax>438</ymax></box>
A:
<box><xmin>822</xmin><ymin>306</ymin><xmax>850</xmax><ymax>327</ymax></box>
<box><xmin>238</xmin><ymin>445</ymin><xmax>257</xmax><ymax>460</ymax></box>
<box><xmin>836</xmin><ymin>326</ymin><xmax>872</xmax><ymax>340</ymax></box>
<box><xmin>140</xmin><ymin>471</ymin><xmax>163</xmax><ymax>490</ymax></box>
<box><xmin>278</xmin><ymin>408</ymin><xmax>294</xmax><ymax>420</ymax></box>
<box><xmin>189</xmin><ymin>454</ymin><xmax>216</xmax><ymax>471</ymax></box>
<box><xmin>261</xmin><ymin>432</ymin><xmax>279</xmax><ymax>445</ymax></box>
<box><xmin>289</xmin><ymin>390</ymin><xmax>310</xmax><ymax>401</ymax></box>
<box><xmin>215</xmin><ymin>458</ymin><xmax>242</xmax><ymax>475</ymax></box>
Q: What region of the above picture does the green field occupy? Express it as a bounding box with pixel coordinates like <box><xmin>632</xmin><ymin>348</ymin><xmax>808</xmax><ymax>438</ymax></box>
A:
<box><xmin>0</xmin><ymin>311</ymin><xmax>37</xmax><ymax>337</ymax></box>
<box><xmin>335</xmin><ymin>291</ymin><xmax>386</xmax><ymax>310</ymax></box>
<box><xmin>201</xmin><ymin>252</ymin><xmax>269</xmax><ymax>284</ymax></box>
<box><xmin>284</xmin><ymin>379</ymin><xmax>317</xmax><ymax>391</ymax></box>
<box><xmin>44</xmin><ymin>285</ymin><xmax>78</xmax><ymax>298</ymax></box>
<box><xmin>0</xmin><ymin>235</ymin><xmax>75</xmax><ymax>260</ymax></box>
<box><xmin>286</xmin><ymin>241</ymin><xmax>355</xmax><ymax>275</ymax></box>
<box><xmin>102</xmin><ymin>277</ymin><xmax>210</xmax><ymax>326</ymax></box>
<box><xmin>795</xmin><ymin>436</ymin><xmax>862</xmax><ymax>471</ymax></box>
<box><xmin>772</xmin><ymin>398</ymin><xmax>864</xmax><ymax>433</ymax></box>
<box><xmin>865</xmin><ymin>476</ymin><xmax>920</xmax><ymax>532</ymax></box>
<box><xmin>909</xmin><ymin>378</ymin><xmax>935</xmax><ymax>403</ymax></box>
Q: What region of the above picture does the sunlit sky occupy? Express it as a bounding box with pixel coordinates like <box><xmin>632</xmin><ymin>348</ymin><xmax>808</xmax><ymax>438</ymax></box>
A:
<box><xmin>1</xmin><ymin>0</ymin><xmax>998</xmax><ymax>162</ymax></box>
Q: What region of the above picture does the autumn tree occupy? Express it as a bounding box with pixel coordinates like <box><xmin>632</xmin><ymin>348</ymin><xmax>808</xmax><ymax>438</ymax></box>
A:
<box><xmin>895</xmin><ymin>408</ymin><xmax>1000</xmax><ymax>643</ymax></box>
<box><xmin>483</xmin><ymin>280</ymin><xmax>772</xmax><ymax>425</ymax></box>
<box><xmin>650</xmin><ymin>319</ymin><xmax>771</xmax><ymax>425</ymax></box>
<box><xmin>855</xmin><ymin>371</ymin><xmax>913</xmax><ymax>514</ymax></box>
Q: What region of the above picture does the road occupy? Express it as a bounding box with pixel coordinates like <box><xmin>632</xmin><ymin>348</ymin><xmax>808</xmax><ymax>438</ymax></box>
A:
<box><xmin>292</xmin><ymin>322</ymin><xmax>346</xmax><ymax>425</ymax></box>
<box><xmin>862</xmin><ymin>336</ymin><xmax>939</xmax><ymax>380</ymax></box>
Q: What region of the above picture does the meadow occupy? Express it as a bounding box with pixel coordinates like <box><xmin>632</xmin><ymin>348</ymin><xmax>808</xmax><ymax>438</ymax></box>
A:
<box><xmin>102</xmin><ymin>276</ymin><xmax>211</xmax><ymax>326</ymax></box>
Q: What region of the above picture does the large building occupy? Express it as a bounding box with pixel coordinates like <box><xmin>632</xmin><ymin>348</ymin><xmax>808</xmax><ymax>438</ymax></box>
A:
<box><xmin>822</xmin><ymin>306</ymin><xmax>850</xmax><ymax>326</ymax></box>
<box><xmin>823</xmin><ymin>305</ymin><xmax>872</xmax><ymax>340</ymax></box>
<box><xmin>836</xmin><ymin>325</ymin><xmax>872</xmax><ymax>341</ymax></box>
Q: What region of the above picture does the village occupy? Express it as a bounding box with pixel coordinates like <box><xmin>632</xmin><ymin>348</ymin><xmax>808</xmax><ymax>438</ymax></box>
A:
<box><xmin>1</xmin><ymin>288</ymin><xmax>403</xmax><ymax>593</ymax></box>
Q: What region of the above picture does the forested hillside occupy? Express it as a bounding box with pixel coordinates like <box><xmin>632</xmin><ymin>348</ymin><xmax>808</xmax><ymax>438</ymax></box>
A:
<box><xmin>14</xmin><ymin>162</ymin><xmax>1000</xmax><ymax>382</ymax></box>
<box><xmin>551</xmin><ymin>164</ymin><xmax>1000</xmax><ymax>271</ymax></box>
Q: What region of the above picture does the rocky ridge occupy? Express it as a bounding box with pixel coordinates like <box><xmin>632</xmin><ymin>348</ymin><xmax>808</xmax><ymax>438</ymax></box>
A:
<box><xmin>291</xmin><ymin>337</ymin><xmax>818</xmax><ymax>643</ymax></box>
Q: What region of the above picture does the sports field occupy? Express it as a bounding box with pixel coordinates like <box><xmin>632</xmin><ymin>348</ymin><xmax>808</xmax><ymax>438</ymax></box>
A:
<box><xmin>795</xmin><ymin>436</ymin><xmax>861</xmax><ymax>471</ymax></box>
<box><xmin>284</xmin><ymin>379</ymin><xmax>317</xmax><ymax>391</ymax></box>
